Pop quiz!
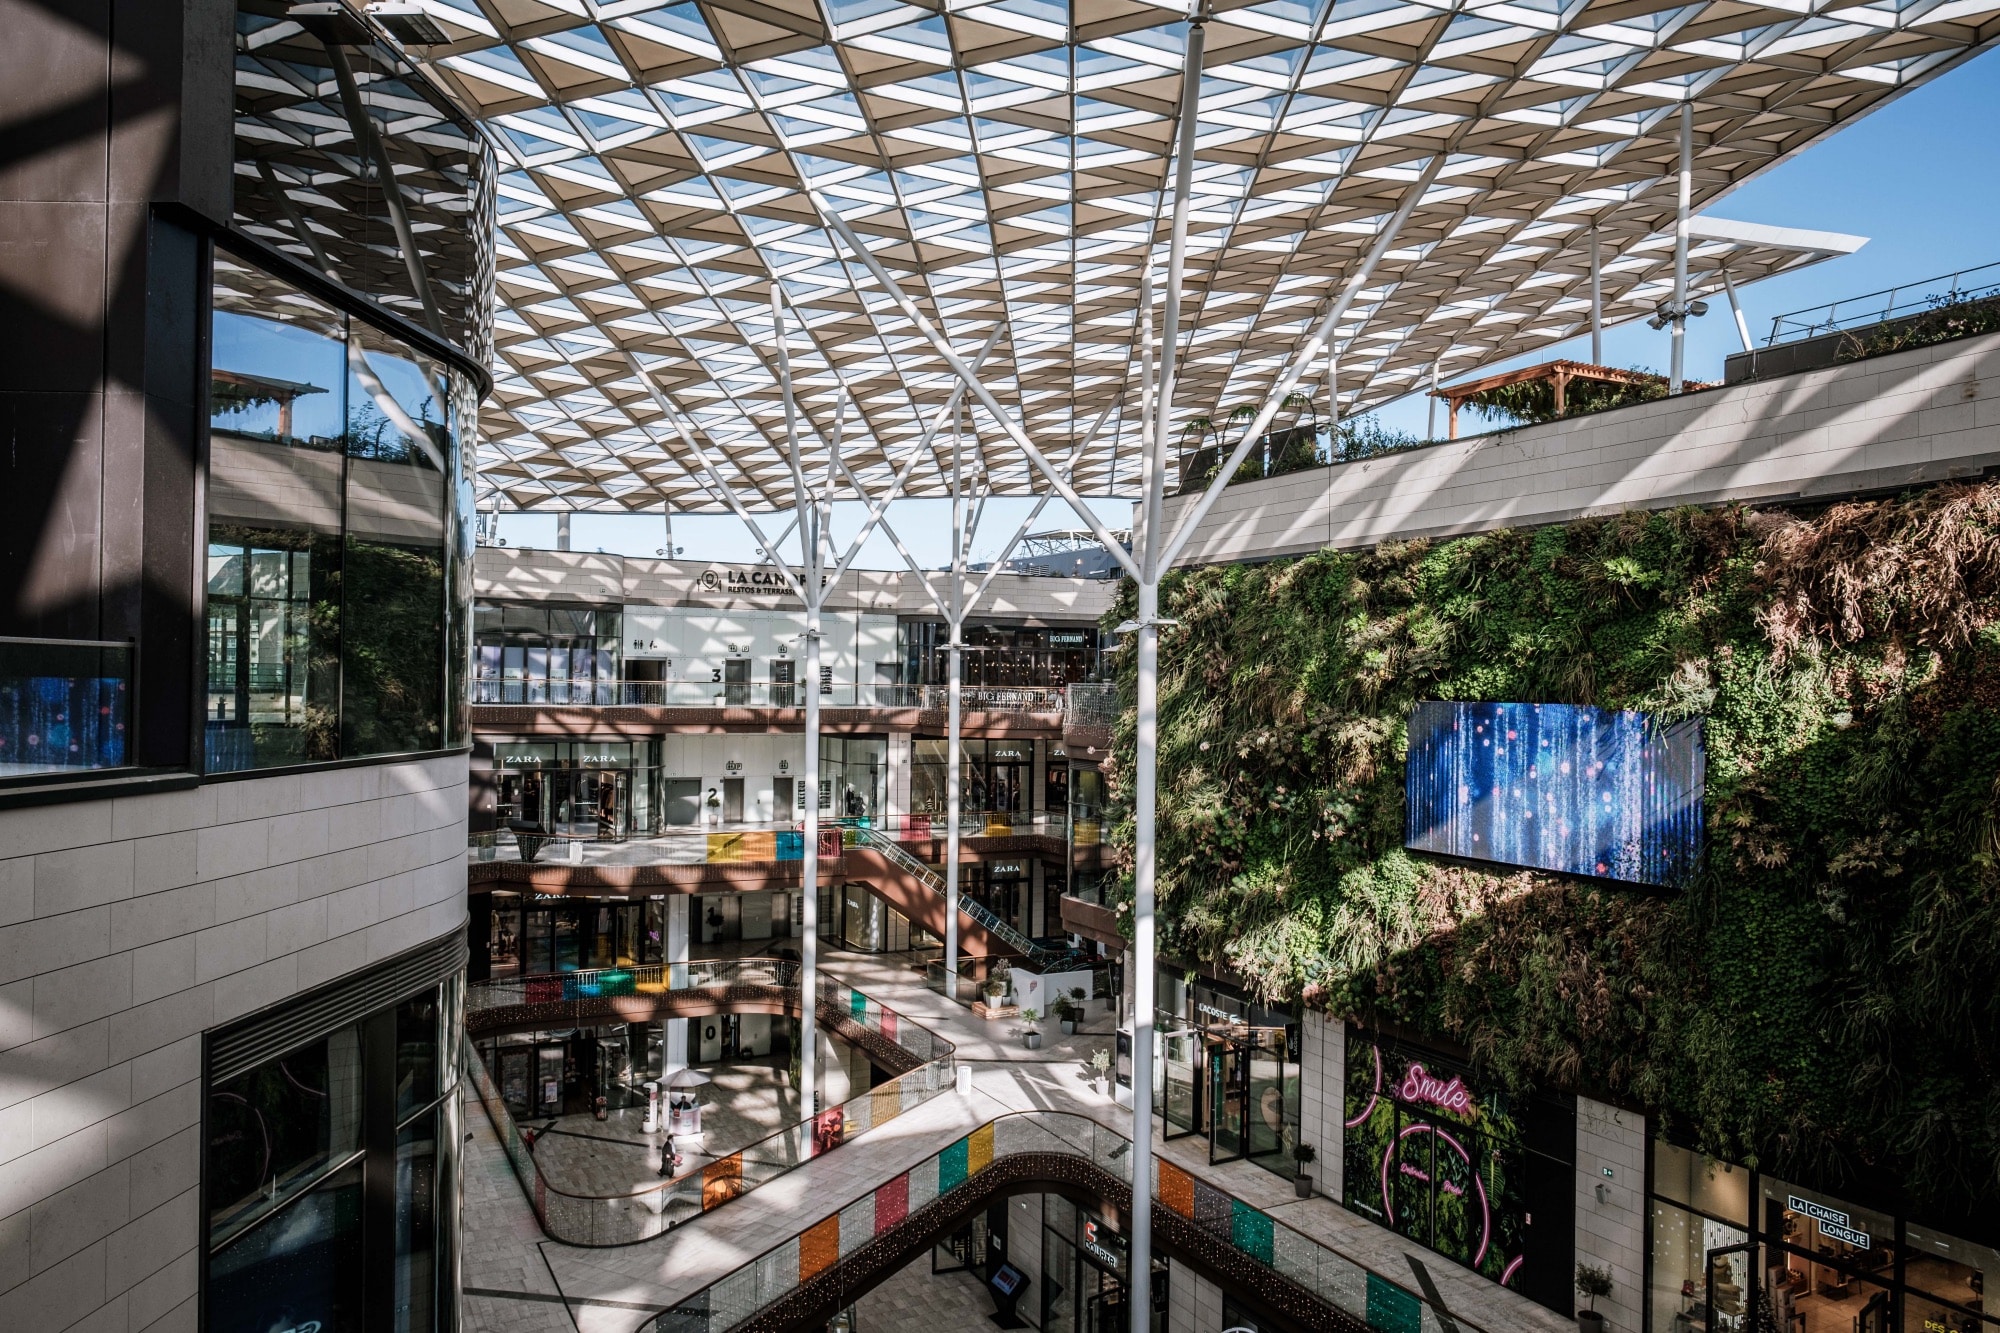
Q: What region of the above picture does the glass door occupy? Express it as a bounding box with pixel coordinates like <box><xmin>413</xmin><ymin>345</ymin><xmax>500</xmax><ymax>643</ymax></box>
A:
<box><xmin>1208</xmin><ymin>1037</ymin><xmax>1248</xmax><ymax>1163</ymax></box>
<box><xmin>1161</xmin><ymin>1025</ymin><xmax>1199</xmax><ymax>1140</ymax></box>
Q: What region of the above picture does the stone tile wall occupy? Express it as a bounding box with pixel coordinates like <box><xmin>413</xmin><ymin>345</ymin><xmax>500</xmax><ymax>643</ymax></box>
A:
<box><xmin>0</xmin><ymin>754</ymin><xmax>468</xmax><ymax>1333</ymax></box>
<box><xmin>1168</xmin><ymin>1262</ymin><xmax>1225</xmax><ymax>1333</ymax></box>
<box><xmin>1298</xmin><ymin>1011</ymin><xmax>1345</xmax><ymax>1200</ymax></box>
<box><xmin>1159</xmin><ymin>330</ymin><xmax>2000</xmax><ymax>567</ymax></box>
<box><xmin>1575</xmin><ymin>1096</ymin><xmax>1649</xmax><ymax>1333</ymax></box>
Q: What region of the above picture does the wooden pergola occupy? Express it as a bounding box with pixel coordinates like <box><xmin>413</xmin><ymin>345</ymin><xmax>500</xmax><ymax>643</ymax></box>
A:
<box><xmin>1429</xmin><ymin>360</ymin><xmax>1670</xmax><ymax>439</ymax></box>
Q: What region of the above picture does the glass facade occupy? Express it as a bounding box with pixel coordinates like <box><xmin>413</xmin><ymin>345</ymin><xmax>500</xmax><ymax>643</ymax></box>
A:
<box><xmin>205</xmin><ymin>251</ymin><xmax>474</xmax><ymax>773</ymax></box>
<box><xmin>205</xmin><ymin>980</ymin><xmax>461</xmax><ymax>1333</ymax></box>
<box><xmin>473</xmin><ymin>604</ymin><xmax>621</xmax><ymax>704</ymax></box>
<box><xmin>902</xmin><ymin>621</ymin><xmax>1103</xmax><ymax>687</ymax></box>
<box><xmin>1648</xmin><ymin>1143</ymin><xmax>2000</xmax><ymax>1333</ymax></box>
<box><xmin>491</xmin><ymin>738</ymin><xmax>659</xmax><ymax>837</ymax></box>
<box><xmin>912</xmin><ymin>737</ymin><xmax>1038</xmax><ymax>815</ymax></box>
<box><xmin>230</xmin><ymin>1</ymin><xmax>494</xmax><ymax>360</ymax></box>
<box><xmin>482</xmin><ymin>892</ymin><xmax>667</xmax><ymax>977</ymax></box>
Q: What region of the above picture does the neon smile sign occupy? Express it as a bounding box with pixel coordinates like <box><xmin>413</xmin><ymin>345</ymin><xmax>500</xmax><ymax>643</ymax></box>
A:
<box><xmin>1398</xmin><ymin>1063</ymin><xmax>1474</xmax><ymax>1116</ymax></box>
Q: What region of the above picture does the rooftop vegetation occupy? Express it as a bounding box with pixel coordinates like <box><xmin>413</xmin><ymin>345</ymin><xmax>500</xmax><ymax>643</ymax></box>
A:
<box><xmin>1100</xmin><ymin>481</ymin><xmax>2000</xmax><ymax>1210</ymax></box>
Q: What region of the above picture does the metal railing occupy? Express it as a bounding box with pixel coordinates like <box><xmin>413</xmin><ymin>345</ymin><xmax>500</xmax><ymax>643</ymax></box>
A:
<box><xmin>917</xmin><ymin>684</ymin><xmax>1068</xmax><ymax>714</ymax></box>
<box><xmin>468</xmin><ymin>826</ymin><xmax>843</xmax><ymax>864</ymax></box>
<box><xmin>473</xmin><ymin>678</ymin><xmax>1081</xmax><ymax>713</ymax></box>
<box><xmin>1064</xmin><ymin>681</ymin><xmax>1120</xmax><ymax>731</ymax></box>
<box><xmin>0</xmin><ymin>636</ymin><xmax>134</xmax><ymax>777</ymax></box>
<box><xmin>1765</xmin><ymin>258</ymin><xmax>2000</xmax><ymax>345</ymax></box>
<box><xmin>844</xmin><ymin>811</ymin><xmax>1068</xmax><ymax>841</ymax></box>
<box><xmin>647</xmin><ymin>1110</ymin><xmax>1489</xmax><ymax>1333</ymax></box>
<box><xmin>840</xmin><ymin>824</ymin><xmax>1075</xmax><ymax>970</ymax></box>
<box><xmin>465</xmin><ymin>959</ymin><xmax>956</xmax><ymax>1247</ymax></box>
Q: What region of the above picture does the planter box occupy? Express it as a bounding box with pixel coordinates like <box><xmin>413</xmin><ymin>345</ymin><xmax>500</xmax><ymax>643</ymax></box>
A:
<box><xmin>973</xmin><ymin>1001</ymin><xmax>1019</xmax><ymax>1021</ymax></box>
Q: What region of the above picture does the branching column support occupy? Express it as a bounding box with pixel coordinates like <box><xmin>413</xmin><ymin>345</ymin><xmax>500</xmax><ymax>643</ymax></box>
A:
<box><xmin>1158</xmin><ymin>151</ymin><xmax>1443</xmax><ymax>571</ymax></box>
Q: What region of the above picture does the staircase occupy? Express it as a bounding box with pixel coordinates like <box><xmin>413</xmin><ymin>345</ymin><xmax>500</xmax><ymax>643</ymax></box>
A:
<box><xmin>843</xmin><ymin>825</ymin><xmax>1076</xmax><ymax>970</ymax></box>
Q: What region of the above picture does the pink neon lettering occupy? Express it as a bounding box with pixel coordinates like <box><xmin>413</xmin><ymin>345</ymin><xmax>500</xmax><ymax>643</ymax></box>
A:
<box><xmin>1397</xmin><ymin>1063</ymin><xmax>1474</xmax><ymax>1115</ymax></box>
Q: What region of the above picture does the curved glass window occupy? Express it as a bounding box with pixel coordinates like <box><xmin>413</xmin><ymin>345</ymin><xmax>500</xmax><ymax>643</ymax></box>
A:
<box><xmin>207</xmin><ymin>251</ymin><xmax>474</xmax><ymax>771</ymax></box>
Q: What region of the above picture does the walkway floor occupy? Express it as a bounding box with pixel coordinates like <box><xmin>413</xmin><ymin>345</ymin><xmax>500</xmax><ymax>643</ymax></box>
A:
<box><xmin>460</xmin><ymin>945</ymin><xmax>1574</xmax><ymax>1333</ymax></box>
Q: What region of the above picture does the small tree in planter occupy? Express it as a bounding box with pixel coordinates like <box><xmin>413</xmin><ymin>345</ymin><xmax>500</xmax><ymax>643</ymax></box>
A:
<box><xmin>1020</xmin><ymin>1009</ymin><xmax>1042</xmax><ymax>1050</ymax></box>
<box><xmin>1089</xmin><ymin>1048</ymin><xmax>1112</xmax><ymax>1092</ymax></box>
<box><xmin>1576</xmin><ymin>1263</ymin><xmax>1614</xmax><ymax>1333</ymax></box>
<box><xmin>1292</xmin><ymin>1142</ymin><xmax>1316</xmax><ymax>1197</ymax></box>
<box><xmin>1054</xmin><ymin>996</ymin><xmax>1079</xmax><ymax>1036</ymax></box>
<box><xmin>1069</xmin><ymin>986</ymin><xmax>1089</xmax><ymax>1028</ymax></box>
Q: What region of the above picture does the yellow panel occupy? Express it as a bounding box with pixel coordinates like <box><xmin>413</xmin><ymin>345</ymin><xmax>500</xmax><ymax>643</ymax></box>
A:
<box><xmin>968</xmin><ymin>1121</ymin><xmax>995</xmax><ymax>1175</ymax></box>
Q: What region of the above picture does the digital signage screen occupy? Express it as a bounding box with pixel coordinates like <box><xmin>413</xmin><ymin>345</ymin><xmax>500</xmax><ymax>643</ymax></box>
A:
<box><xmin>1405</xmin><ymin>701</ymin><xmax>1703</xmax><ymax>889</ymax></box>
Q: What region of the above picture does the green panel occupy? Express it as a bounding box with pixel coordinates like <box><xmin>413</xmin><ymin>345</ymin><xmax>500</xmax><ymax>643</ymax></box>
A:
<box><xmin>937</xmin><ymin>1137</ymin><xmax>969</xmax><ymax>1192</ymax></box>
<box><xmin>1229</xmin><ymin>1199</ymin><xmax>1274</xmax><ymax>1265</ymax></box>
<box><xmin>1366</xmin><ymin>1272</ymin><xmax>1423</xmax><ymax>1333</ymax></box>
<box><xmin>851</xmin><ymin>990</ymin><xmax>868</xmax><ymax>1018</ymax></box>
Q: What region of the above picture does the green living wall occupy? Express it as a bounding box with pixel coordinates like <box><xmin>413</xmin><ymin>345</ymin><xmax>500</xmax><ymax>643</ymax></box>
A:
<box><xmin>1103</xmin><ymin>483</ymin><xmax>2000</xmax><ymax>1212</ymax></box>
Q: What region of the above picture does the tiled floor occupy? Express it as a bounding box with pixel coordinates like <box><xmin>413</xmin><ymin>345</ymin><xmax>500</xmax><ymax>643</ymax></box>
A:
<box><xmin>851</xmin><ymin>1249</ymin><xmax>995</xmax><ymax>1331</ymax></box>
<box><xmin>525</xmin><ymin>1061</ymin><xmax>807</xmax><ymax>1196</ymax></box>
<box><xmin>460</xmin><ymin>943</ymin><xmax>1574</xmax><ymax>1333</ymax></box>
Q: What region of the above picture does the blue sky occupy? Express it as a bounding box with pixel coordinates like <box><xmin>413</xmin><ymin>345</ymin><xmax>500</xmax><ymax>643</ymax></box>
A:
<box><xmin>501</xmin><ymin>48</ymin><xmax>2000</xmax><ymax>569</ymax></box>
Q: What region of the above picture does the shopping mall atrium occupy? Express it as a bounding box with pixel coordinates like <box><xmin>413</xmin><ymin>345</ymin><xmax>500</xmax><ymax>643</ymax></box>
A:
<box><xmin>7</xmin><ymin>2</ymin><xmax>2000</xmax><ymax>1332</ymax></box>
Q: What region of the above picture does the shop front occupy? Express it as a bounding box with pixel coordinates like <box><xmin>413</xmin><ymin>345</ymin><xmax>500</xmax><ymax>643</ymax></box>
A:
<box><xmin>492</xmin><ymin>738</ymin><xmax>659</xmax><ymax>837</ymax></box>
<box><xmin>1151</xmin><ymin>970</ymin><xmax>1302</xmax><ymax>1181</ymax></box>
<box><xmin>1649</xmin><ymin>1144</ymin><xmax>1998</xmax><ymax>1333</ymax></box>
<box><xmin>478</xmin><ymin>891</ymin><xmax>664</xmax><ymax>978</ymax></box>
<box><xmin>911</xmin><ymin>737</ymin><xmax>1041</xmax><ymax>818</ymax></box>
<box><xmin>1341</xmin><ymin>1027</ymin><xmax>1578</xmax><ymax>1315</ymax></box>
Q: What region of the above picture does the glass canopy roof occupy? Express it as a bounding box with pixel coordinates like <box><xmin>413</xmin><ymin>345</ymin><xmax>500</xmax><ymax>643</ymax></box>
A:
<box><xmin>378</xmin><ymin>0</ymin><xmax>1999</xmax><ymax>511</ymax></box>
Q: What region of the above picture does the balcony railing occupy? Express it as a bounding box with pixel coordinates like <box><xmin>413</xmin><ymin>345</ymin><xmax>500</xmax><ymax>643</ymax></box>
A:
<box><xmin>0</xmin><ymin>636</ymin><xmax>134</xmax><ymax>778</ymax></box>
<box><xmin>469</xmin><ymin>826</ymin><xmax>844</xmax><ymax>866</ymax></box>
<box><xmin>647</xmin><ymin>1110</ymin><xmax>1488</xmax><ymax>1333</ymax></box>
<box><xmin>465</xmin><ymin>959</ymin><xmax>956</xmax><ymax>1248</ymax></box>
<box><xmin>842</xmin><ymin>812</ymin><xmax>1068</xmax><ymax>841</ymax></box>
<box><xmin>1063</xmin><ymin>681</ymin><xmax>1120</xmax><ymax>731</ymax></box>
<box><xmin>472</xmin><ymin>678</ymin><xmax>1078</xmax><ymax>713</ymax></box>
<box><xmin>1766</xmin><ymin>258</ymin><xmax>2000</xmax><ymax>345</ymax></box>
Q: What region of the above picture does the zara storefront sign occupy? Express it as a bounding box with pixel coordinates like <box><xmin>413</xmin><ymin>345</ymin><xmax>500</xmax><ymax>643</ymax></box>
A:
<box><xmin>1789</xmin><ymin>1195</ymin><xmax>1871</xmax><ymax>1248</ymax></box>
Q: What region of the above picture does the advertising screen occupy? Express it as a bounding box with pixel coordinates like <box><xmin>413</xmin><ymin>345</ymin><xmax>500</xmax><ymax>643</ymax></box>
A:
<box><xmin>1405</xmin><ymin>701</ymin><xmax>1703</xmax><ymax>889</ymax></box>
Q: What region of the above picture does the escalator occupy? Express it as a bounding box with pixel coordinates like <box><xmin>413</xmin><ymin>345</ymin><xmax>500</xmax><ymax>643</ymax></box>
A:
<box><xmin>840</xmin><ymin>824</ymin><xmax>1077</xmax><ymax>970</ymax></box>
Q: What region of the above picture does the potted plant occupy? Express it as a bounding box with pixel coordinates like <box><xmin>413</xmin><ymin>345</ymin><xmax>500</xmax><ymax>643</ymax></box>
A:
<box><xmin>1069</xmin><ymin>986</ymin><xmax>1089</xmax><ymax>1027</ymax></box>
<box><xmin>1055</xmin><ymin>996</ymin><xmax>1078</xmax><ymax>1036</ymax></box>
<box><xmin>1292</xmin><ymin>1142</ymin><xmax>1316</xmax><ymax>1198</ymax></box>
<box><xmin>1090</xmin><ymin>1048</ymin><xmax>1112</xmax><ymax>1092</ymax></box>
<box><xmin>1020</xmin><ymin>1008</ymin><xmax>1041</xmax><ymax>1050</ymax></box>
<box><xmin>1576</xmin><ymin>1262</ymin><xmax>1613</xmax><ymax>1333</ymax></box>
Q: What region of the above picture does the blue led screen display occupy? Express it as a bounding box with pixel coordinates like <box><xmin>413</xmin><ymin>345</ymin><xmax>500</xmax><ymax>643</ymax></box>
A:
<box><xmin>1405</xmin><ymin>701</ymin><xmax>1703</xmax><ymax>888</ymax></box>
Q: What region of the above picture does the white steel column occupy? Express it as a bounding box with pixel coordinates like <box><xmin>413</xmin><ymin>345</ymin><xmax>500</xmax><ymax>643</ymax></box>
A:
<box><xmin>1589</xmin><ymin>225</ymin><xmax>1604</xmax><ymax>365</ymax></box>
<box><xmin>1131</xmin><ymin>16</ymin><xmax>1202</xmax><ymax>1330</ymax></box>
<box><xmin>1722</xmin><ymin>268</ymin><xmax>1754</xmax><ymax>352</ymax></box>
<box><xmin>1671</xmin><ymin>103</ymin><xmax>1693</xmax><ymax>394</ymax></box>
<box><xmin>944</xmin><ymin>412</ymin><xmax>966</xmax><ymax>990</ymax></box>
<box><xmin>772</xmin><ymin>290</ymin><xmax>821</xmax><ymax>1117</ymax></box>
<box><xmin>1426</xmin><ymin>357</ymin><xmax>1442</xmax><ymax>439</ymax></box>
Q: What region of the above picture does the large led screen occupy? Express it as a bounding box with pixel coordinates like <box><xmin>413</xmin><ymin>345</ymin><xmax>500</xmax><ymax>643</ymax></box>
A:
<box><xmin>1405</xmin><ymin>701</ymin><xmax>1703</xmax><ymax>888</ymax></box>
